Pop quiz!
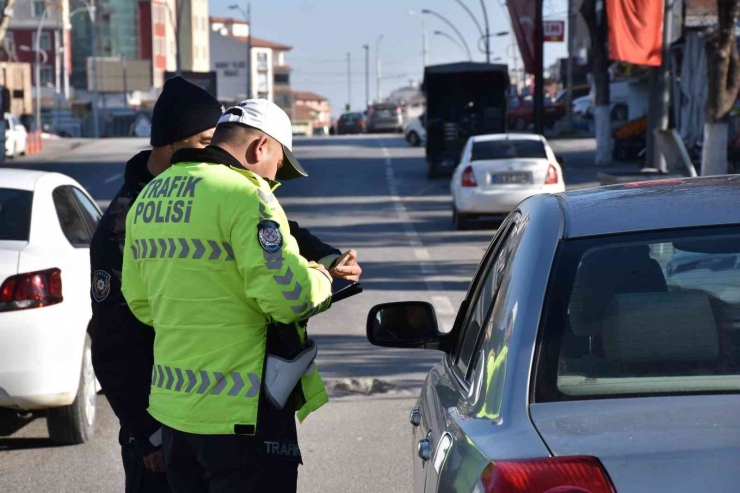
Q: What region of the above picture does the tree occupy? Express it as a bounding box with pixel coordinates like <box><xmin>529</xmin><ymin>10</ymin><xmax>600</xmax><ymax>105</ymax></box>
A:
<box><xmin>581</xmin><ymin>0</ymin><xmax>612</xmax><ymax>166</ymax></box>
<box><xmin>702</xmin><ymin>0</ymin><xmax>740</xmax><ymax>175</ymax></box>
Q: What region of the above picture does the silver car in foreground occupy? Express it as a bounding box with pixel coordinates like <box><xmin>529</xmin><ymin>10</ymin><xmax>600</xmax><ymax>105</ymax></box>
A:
<box><xmin>367</xmin><ymin>176</ymin><xmax>740</xmax><ymax>492</ymax></box>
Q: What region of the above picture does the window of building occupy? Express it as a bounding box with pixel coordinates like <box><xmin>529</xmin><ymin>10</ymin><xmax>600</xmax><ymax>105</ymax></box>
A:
<box><xmin>31</xmin><ymin>0</ymin><xmax>46</xmax><ymax>18</ymax></box>
<box><xmin>257</xmin><ymin>72</ymin><xmax>268</xmax><ymax>92</ymax></box>
<box><xmin>39</xmin><ymin>66</ymin><xmax>53</xmax><ymax>85</ymax></box>
<box><xmin>257</xmin><ymin>52</ymin><xmax>268</xmax><ymax>70</ymax></box>
<box><xmin>274</xmin><ymin>72</ymin><xmax>289</xmax><ymax>85</ymax></box>
<box><xmin>32</xmin><ymin>32</ymin><xmax>52</xmax><ymax>52</ymax></box>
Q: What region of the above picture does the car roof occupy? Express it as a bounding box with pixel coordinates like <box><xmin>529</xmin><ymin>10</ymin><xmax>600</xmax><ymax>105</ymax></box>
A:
<box><xmin>472</xmin><ymin>133</ymin><xmax>545</xmax><ymax>143</ymax></box>
<box><xmin>557</xmin><ymin>175</ymin><xmax>740</xmax><ymax>238</ymax></box>
<box><xmin>0</xmin><ymin>168</ymin><xmax>50</xmax><ymax>191</ymax></box>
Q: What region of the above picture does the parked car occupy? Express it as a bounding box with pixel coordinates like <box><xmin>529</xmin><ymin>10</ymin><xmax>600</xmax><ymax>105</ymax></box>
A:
<box><xmin>367</xmin><ymin>175</ymin><xmax>740</xmax><ymax>493</ymax></box>
<box><xmin>5</xmin><ymin>113</ymin><xmax>28</xmax><ymax>158</ymax></box>
<box><xmin>506</xmin><ymin>95</ymin><xmax>566</xmax><ymax>130</ymax></box>
<box><xmin>450</xmin><ymin>133</ymin><xmax>565</xmax><ymax>230</ymax></box>
<box><xmin>0</xmin><ymin>169</ymin><xmax>102</xmax><ymax>445</ymax></box>
<box><xmin>572</xmin><ymin>95</ymin><xmax>593</xmax><ymax>116</ymax></box>
<box><xmin>367</xmin><ymin>103</ymin><xmax>403</xmax><ymax>133</ymax></box>
<box><xmin>405</xmin><ymin>113</ymin><xmax>426</xmax><ymax>147</ymax></box>
<box><xmin>336</xmin><ymin>112</ymin><xmax>367</xmax><ymax>135</ymax></box>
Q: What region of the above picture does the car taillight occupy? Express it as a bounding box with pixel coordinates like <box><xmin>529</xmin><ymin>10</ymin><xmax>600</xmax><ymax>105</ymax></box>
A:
<box><xmin>396</xmin><ymin>107</ymin><xmax>401</xmax><ymax>115</ymax></box>
<box><xmin>359</xmin><ymin>119</ymin><xmax>365</xmax><ymax>125</ymax></box>
<box><xmin>461</xmin><ymin>166</ymin><xmax>478</xmax><ymax>187</ymax></box>
<box><xmin>475</xmin><ymin>456</ymin><xmax>616</xmax><ymax>493</ymax></box>
<box><xmin>0</xmin><ymin>268</ymin><xmax>63</xmax><ymax>312</ymax></box>
<box><xmin>545</xmin><ymin>163</ymin><xmax>559</xmax><ymax>185</ymax></box>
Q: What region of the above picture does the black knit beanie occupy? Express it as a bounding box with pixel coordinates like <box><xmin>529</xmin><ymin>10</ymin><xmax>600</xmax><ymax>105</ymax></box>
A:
<box><xmin>150</xmin><ymin>76</ymin><xmax>223</xmax><ymax>147</ymax></box>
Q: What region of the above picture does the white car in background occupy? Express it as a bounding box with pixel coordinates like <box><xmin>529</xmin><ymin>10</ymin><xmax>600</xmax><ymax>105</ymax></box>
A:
<box><xmin>451</xmin><ymin>133</ymin><xmax>566</xmax><ymax>230</ymax></box>
<box><xmin>0</xmin><ymin>169</ymin><xmax>101</xmax><ymax>444</ymax></box>
<box><xmin>405</xmin><ymin>113</ymin><xmax>426</xmax><ymax>147</ymax></box>
<box><xmin>5</xmin><ymin>113</ymin><xmax>27</xmax><ymax>158</ymax></box>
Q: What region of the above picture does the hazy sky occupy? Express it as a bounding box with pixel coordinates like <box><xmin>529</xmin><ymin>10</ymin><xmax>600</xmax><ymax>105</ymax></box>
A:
<box><xmin>210</xmin><ymin>0</ymin><xmax>569</xmax><ymax>115</ymax></box>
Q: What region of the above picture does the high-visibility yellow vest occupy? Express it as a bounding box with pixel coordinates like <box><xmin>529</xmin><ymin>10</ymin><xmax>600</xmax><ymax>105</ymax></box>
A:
<box><xmin>122</xmin><ymin>159</ymin><xmax>332</xmax><ymax>435</ymax></box>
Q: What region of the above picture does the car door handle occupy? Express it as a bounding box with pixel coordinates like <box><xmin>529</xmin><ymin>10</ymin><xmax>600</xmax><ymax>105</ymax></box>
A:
<box><xmin>417</xmin><ymin>438</ymin><xmax>432</xmax><ymax>461</ymax></box>
<box><xmin>409</xmin><ymin>409</ymin><xmax>422</xmax><ymax>427</ymax></box>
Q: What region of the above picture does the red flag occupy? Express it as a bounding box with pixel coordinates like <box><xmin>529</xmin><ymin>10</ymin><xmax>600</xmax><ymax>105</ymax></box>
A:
<box><xmin>607</xmin><ymin>0</ymin><xmax>664</xmax><ymax>66</ymax></box>
<box><xmin>507</xmin><ymin>0</ymin><xmax>536</xmax><ymax>74</ymax></box>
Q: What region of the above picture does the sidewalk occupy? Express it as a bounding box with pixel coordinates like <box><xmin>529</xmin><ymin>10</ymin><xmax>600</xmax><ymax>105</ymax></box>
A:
<box><xmin>8</xmin><ymin>137</ymin><xmax>150</xmax><ymax>164</ymax></box>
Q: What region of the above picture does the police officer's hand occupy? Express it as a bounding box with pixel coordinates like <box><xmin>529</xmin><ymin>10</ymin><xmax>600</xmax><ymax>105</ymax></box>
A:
<box><xmin>314</xmin><ymin>263</ymin><xmax>333</xmax><ymax>282</ymax></box>
<box><xmin>143</xmin><ymin>449</ymin><xmax>166</xmax><ymax>473</ymax></box>
<box><xmin>330</xmin><ymin>249</ymin><xmax>362</xmax><ymax>282</ymax></box>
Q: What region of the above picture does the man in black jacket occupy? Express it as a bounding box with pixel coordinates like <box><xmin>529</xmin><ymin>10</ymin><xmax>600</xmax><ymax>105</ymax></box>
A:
<box><xmin>90</xmin><ymin>78</ymin><xmax>361</xmax><ymax>493</ymax></box>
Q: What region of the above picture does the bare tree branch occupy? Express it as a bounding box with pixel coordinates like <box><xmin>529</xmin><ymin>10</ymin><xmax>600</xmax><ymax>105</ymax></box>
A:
<box><xmin>705</xmin><ymin>0</ymin><xmax>740</xmax><ymax>122</ymax></box>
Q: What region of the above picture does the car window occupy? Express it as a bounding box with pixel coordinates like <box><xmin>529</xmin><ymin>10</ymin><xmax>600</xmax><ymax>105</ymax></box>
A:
<box><xmin>69</xmin><ymin>186</ymin><xmax>101</xmax><ymax>233</ymax></box>
<box><xmin>467</xmin><ymin>218</ymin><xmax>528</xmax><ymax>417</ymax></box>
<box><xmin>508</xmin><ymin>97</ymin><xmax>520</xmax><ymax>109</ymax></box>
<box><xmin>455</xmin><ymin>220</ymin><xmax>518</xmax><ymax>378</ymax></box>
<box><xmin>535</xmin><ymin>226</ymin><xmax>740</xmax><ymax>402</ymax></box>
<box><xmin>52</xmin><ymin>187</ymin><xmax>91</xmax><ymax>247</ymax></box>
<box><xmin>471</xmin><ymin>139</ymin><xmax>547</xmax><ymax>161</ymax></box>
<box><xmin>0</xmin><ymin>188</ymin><xmax>33</xmax><ymax>241</ymax></box>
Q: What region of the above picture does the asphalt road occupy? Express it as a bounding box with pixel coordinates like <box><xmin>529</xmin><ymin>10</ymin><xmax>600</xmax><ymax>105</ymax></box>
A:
<box><xmin>0</xmin><ymin>134</ymin><xmax>599</xmax><ymax>493</ymax></box>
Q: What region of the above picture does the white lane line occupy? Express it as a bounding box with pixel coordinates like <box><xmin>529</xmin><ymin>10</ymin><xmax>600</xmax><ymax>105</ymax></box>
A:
<box><xmin>104</xmin><ymin>172</ymin><xmax>124</xmax><ymax>184</ymax></box>
<box><xmin>379</xmin><ymin>140</ymin><xmax>456</xmax><ymax>319</ymax></box>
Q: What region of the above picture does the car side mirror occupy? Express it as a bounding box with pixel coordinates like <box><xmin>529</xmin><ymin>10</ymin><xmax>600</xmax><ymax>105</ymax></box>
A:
<box><xmin>366</xmin><ymin>301</ymin><xmax>442</xmax><ymax>349</ymax></box>
<box><xmin>556</xmin><ymin>155</ymin><xmax>567</xmax><ymax>166</ymax></box>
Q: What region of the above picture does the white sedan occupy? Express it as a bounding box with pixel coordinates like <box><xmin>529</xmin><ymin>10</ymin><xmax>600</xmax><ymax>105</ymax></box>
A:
<box><xmin>405</xmin><ymin>114</ymin><xmax>426</xmax><ymax>147</ymax></box>
<box><xmin>0</xmin><ymin>169</ymin><xmax>101</xmax><ymax>444</ymax></box>
<box><xmin>451</xmin><ymin>133</ymin><xmax>566</xmax><ymax>230</ymax></box>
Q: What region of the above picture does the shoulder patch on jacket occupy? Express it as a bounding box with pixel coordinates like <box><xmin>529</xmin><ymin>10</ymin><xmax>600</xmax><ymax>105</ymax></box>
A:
<box><xmin>258</xmin><ymin>220</ymin><xmax>283</xmax><ymax>253</ymax></box>
<box><xmin>92</xmin><ymin>270</ymin><xmax>112</xmax><ymax>302</ymax></box>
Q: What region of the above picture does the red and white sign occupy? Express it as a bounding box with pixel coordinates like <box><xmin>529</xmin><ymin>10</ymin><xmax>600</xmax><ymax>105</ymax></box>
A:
<box><xmin>543</xmin><ymin>20</ymin><xmax>565</xmax><ymax>42</ymax></box>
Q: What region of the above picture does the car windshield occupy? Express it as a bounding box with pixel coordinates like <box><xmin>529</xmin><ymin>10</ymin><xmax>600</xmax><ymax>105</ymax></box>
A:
<box><xmin>535</xmin><ymin>226</ymin><xmax>740</xmax><ymax>402</ymax></box>
<box><xmin>0</xmin><ymin>188</ymin><xmax>33</xmax><ymax>241</ymax></box>
<box><xmin>471</xmin><ymin>139</ymin><xmax>547</xmax><ymax>161</ymax></box>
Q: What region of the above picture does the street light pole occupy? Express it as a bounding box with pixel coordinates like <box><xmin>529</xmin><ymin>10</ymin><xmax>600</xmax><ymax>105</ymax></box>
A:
<box><xmin>407</xmin><ymin>11</ymin><xmax>429</xmax><ymax>70</ymax></box>
<box><xmin>229</xmin><ymin>2</ymin><xmax>251</xmax><ymax>99</ymax></box>
<box><xmin>479</xmin><ymin>0</ymin><xmax>490</xmax><ymax>63</ymax></box>
<box><xmin>434</xmin><ymin>30</ymin><xmax>469</xmax><ymax>60</ymax></box>
<box><xmin>34</xmin><ymin>7</ymin><xmax>48</xmax><ymax>132</ymax></box>
<box><xmin>72</xmin><ymin>1</ymin><xmax>99</xmax><ymax>138</ymax></box>
<box><xmin>346</xmin><ymin>52</ymin><xmax>351</xmax><ymax>111</ymax></box>
<box><xmin>421</xmin><ymin>9</ymin><xmax>472</xmax><ymax>61</ymax></box>
<box><xmin>376</xmin><ymin>35</ymin><xmax>383</xmax><ymax>102</ymax></box>
<box><xmin>363</xmin><ymin>44</ymin><xmax>369</xmax><ymax>108</ymax></box>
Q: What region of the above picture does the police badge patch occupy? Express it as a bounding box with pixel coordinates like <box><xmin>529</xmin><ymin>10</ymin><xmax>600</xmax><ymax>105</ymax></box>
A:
<box><xmin>92</xmin><ymin>270</ymin><xmax>112</xmax><ymax>302</ymax></box>
<box><xmin>258</xmin><ymin>220</ymin><xmax>283</xmax><ymax>253</ymax></box>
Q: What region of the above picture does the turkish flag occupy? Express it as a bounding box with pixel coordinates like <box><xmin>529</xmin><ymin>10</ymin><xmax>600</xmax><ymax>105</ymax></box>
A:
<box><xmin>507</xmin><ymin>0</ymin><xmax>536</xmax><ymax>74</ymax></box>
<box><xmin>607</xmin><ymin>0</ymin><xmax>664</xmax><ymax>66</ymax></box>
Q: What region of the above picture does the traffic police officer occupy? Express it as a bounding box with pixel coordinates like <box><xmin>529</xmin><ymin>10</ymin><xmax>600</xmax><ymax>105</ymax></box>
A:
<box><xmin>121</xmin><ymin>99</ymin><xmax>334</xmax><ymax>492</ymax></box>
<box><xmin>92</xmin><ymin>80</ymin><xmax>358</xmax><ymax>492</ymax></box>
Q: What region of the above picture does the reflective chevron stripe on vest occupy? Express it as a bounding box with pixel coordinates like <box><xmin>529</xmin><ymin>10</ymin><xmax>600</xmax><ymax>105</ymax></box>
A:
<box><xmin>151</xmin><ymin>365</ymin><xmax>261</xmax><ymax>397</ymax></box>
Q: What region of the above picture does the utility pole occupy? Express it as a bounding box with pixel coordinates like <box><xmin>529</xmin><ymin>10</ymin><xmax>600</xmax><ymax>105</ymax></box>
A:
<box><xmin>346</xmin><ymin>52</ymin><xmax>351</xmax><ymax>111</ymax></box>
<box><xmin>533</xmin><ymin>0</ymin><xmax>544</xmax><ymax>134</ymax></box>
<box><xmin>479</xmin><ymin>0</ymin><xmax>490</xmax><ymax>63</ymax></box>
<box><xmin>121</xmin><ymin>56</ymin><xmax>128</xmax><ymax>108</ymax></box>
<box><xmin>34</xmin><ymin>7</ymin><xmax>47</xmax><ymax>133</ymax></box>
<box><xmin>89</xmin><ymin>0</ymin><xmax>100</xmax><ymax>138</ymax></box>
<box><xmin>566</xmin><ymin>0</ymin><xmax>575</xmax><ymax>131</ymax></box>
<box><xmin>421</xmin><ymin>14</ymin><xmax>428</xmax><ymax>68</ymax></box>
<box><xmin>246</xmin><ymin>2</ymin><xmax>251</xmax><ymax>99</ymax></box>
<box><xmin>363</xmin><ymin>44</ymin><xmax>369</xmax><ymax>108</ymax></box>
<box><xmin>647</xmin><ymin>0</ymin><xmax>674</xmax><ymax>172</ymax></box>
<box><xmin>376</xmin><ymin>35</ymin><xmax>383</xmax><ymax>103</ymax></box>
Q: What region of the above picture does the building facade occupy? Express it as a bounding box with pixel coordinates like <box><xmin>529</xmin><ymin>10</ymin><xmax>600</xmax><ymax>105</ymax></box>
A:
<box><xmin>210</xmin><ymin>16</ymin><xmax>292</xmax><ymax>112</ymax></box>
<box><xmin>1</xmin><ymin>0</ymin><xmax>72</xmax><ymax>106</ymax></box>
<box><xmin>292</xmin><ymin>91</ymin><xmax>331</xmax><ymax>128</ymax></box>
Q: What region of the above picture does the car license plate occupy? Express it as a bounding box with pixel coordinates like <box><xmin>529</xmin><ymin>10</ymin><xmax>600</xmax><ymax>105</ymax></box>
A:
<box><xmin>490</xmin><ymin>172</ymin><xmax>531</xmax><ymax>184</ymax></box>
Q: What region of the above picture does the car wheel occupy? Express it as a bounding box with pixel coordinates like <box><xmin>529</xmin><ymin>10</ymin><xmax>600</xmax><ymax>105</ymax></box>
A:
<box><xmin>47</xmin><ymin>333</ymin><xmax>96</xmax><ymax>445</ymax></box>
<box><xmin>516</xmin><ymin>117</ymin><xmax>527</xmax><ymax>131</ymax></box>
<box><xmin>452</xmin><ymin>206</ymin><xmax>469</xmax><ymax>231</ymax></box>
<box><xmin>408</xmin><ymin>131</ymin><xmax>420</xmax><ymax>147</ymax></box>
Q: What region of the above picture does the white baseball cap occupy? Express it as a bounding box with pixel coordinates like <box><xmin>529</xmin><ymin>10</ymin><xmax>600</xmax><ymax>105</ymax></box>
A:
<box><xmin>216</xmin><ymin>99</ymin><xmax>307</xmax><ymax>180</ymax></box>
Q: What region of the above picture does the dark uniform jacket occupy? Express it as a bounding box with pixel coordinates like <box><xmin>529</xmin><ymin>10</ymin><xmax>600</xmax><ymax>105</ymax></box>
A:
<box><xmin>90</xmin><ymin>150</ymin><xmax>340</xmax><ymax>452</ymax></box>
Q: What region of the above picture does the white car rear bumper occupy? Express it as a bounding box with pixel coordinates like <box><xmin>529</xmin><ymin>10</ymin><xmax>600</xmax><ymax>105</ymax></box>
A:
<box><xmin>455</xmin><ymin>185</ymin><xmax>565</xmax><ymax>215</ymax></box>
<box><xmin>0</xmin><ymin>304</ymin><xmax>85</xmax><ymax>410</ymax></box>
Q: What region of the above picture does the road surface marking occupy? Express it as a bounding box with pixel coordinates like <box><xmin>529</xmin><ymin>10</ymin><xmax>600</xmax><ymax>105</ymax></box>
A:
<box><xmin>104</xmin><ymin>172</ymin><xmax>124</xmax><ymax>184</ymax></box>
<box><xmin>379</xmin><ymin>140</ymin><xmax>456</xmax><ymax>322</ymax></box>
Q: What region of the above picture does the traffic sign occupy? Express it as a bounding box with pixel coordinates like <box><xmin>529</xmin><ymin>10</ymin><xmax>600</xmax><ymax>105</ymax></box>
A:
<box><xmin>543</xmin><ymin>20</ymin><xmax>565</xmax><ymax>42</ymax></box>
